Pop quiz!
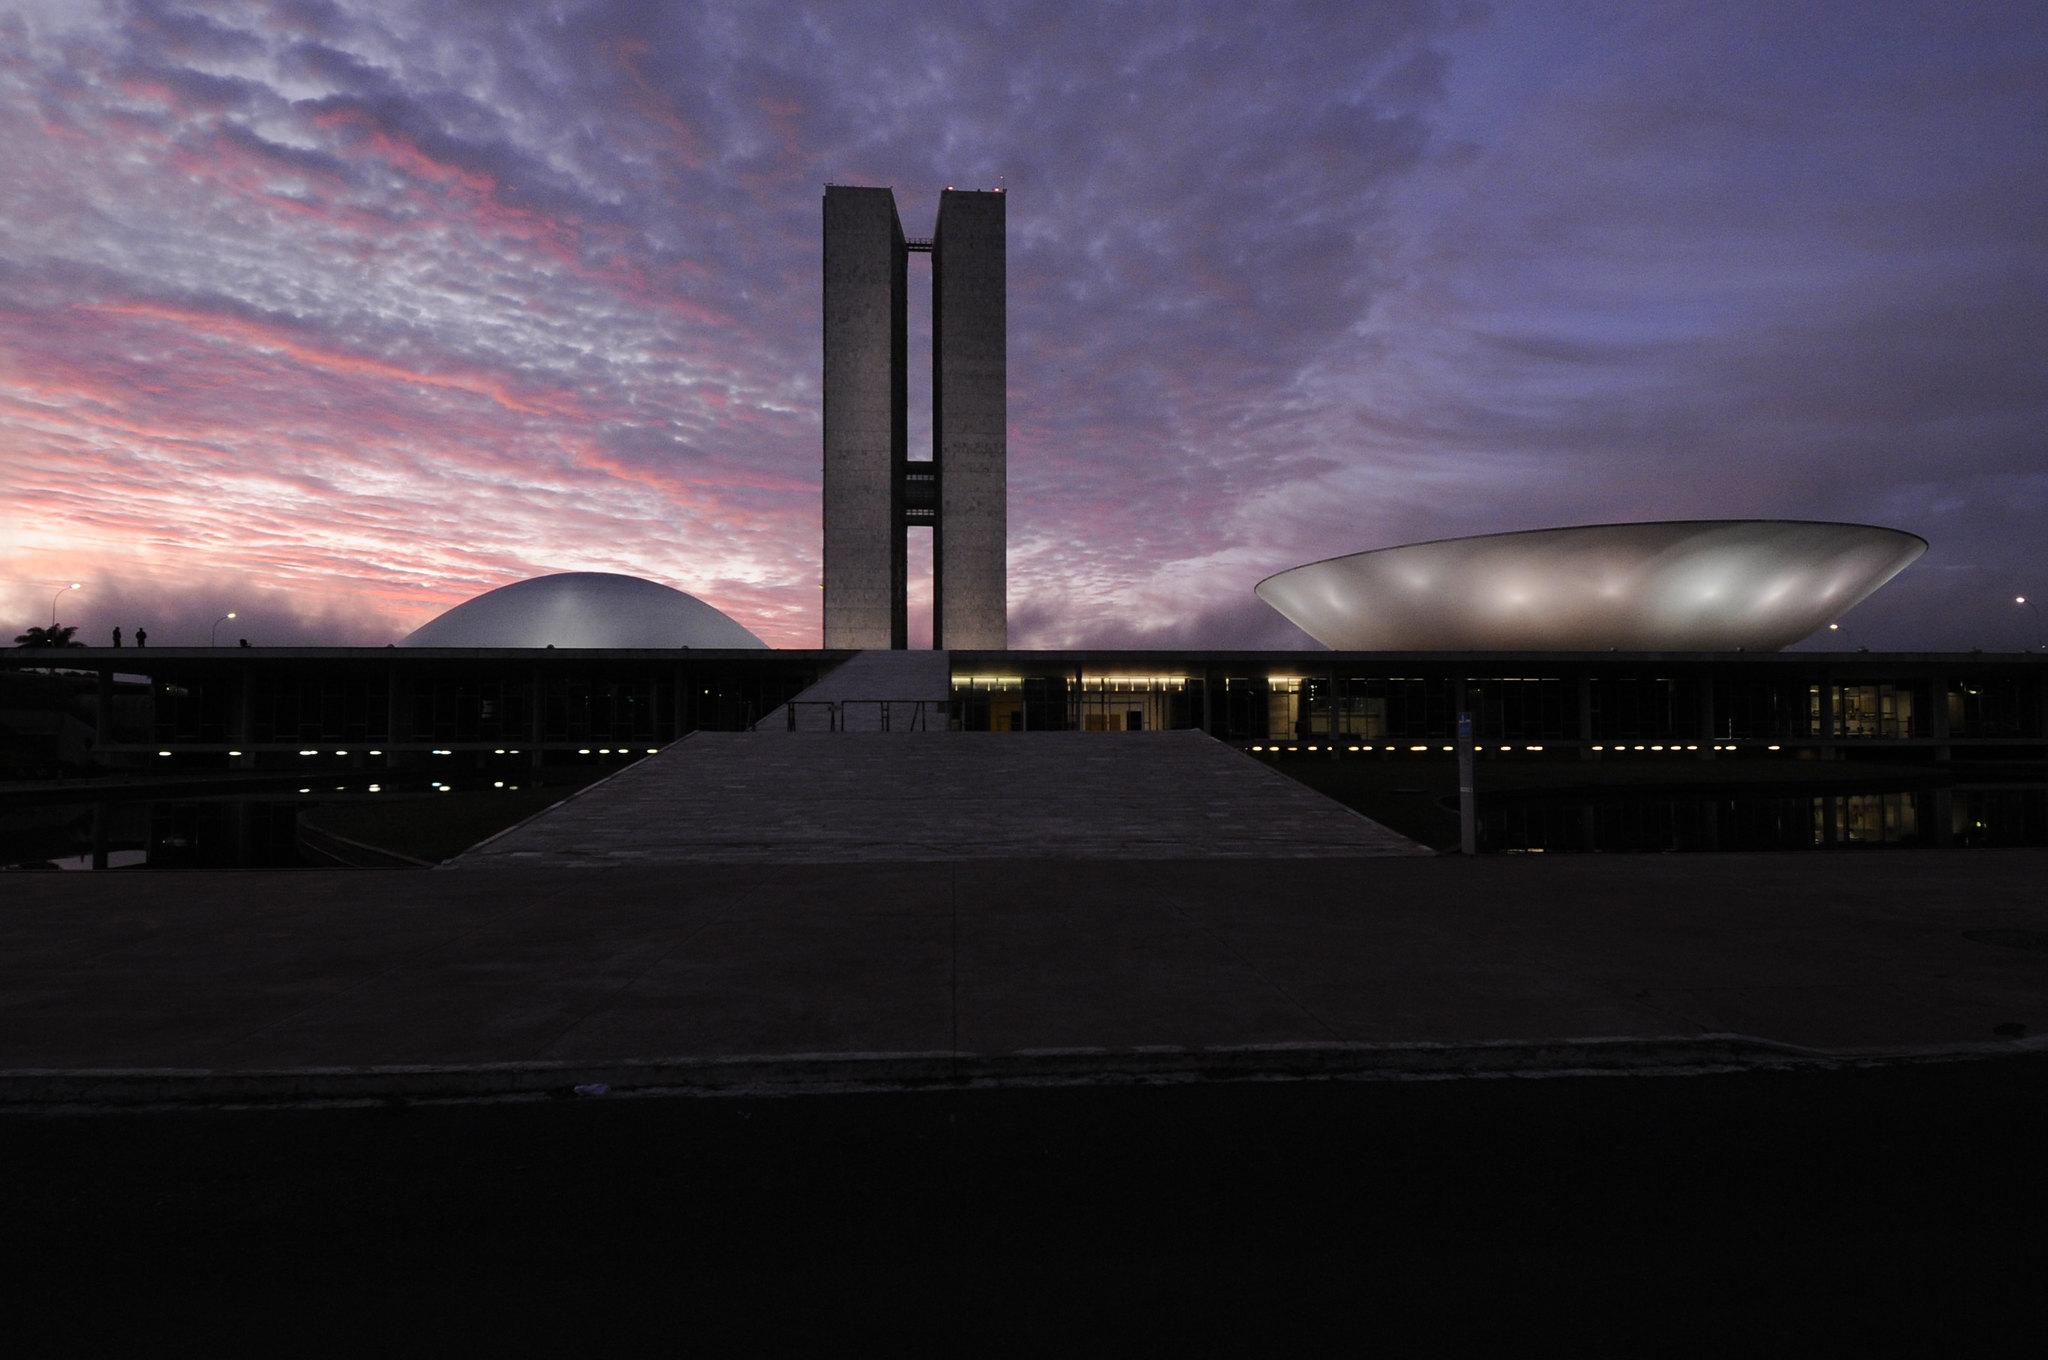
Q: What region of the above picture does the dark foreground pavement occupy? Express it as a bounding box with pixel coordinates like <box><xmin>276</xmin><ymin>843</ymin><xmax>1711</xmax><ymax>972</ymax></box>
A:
<box><xmin>4</xmin><ymin>851</ymin><xmax>2046</xmax><ymax>1103</ymax></box>
<box><xmin>6</xmin><ymin>1058</ymin><xmax>2046</xmax><ymax>1348</ymax></box>
<box><xmin>7</xmin><ymin>851</ymin><xmax>2047</xmax><ymax>1345</ymax></box>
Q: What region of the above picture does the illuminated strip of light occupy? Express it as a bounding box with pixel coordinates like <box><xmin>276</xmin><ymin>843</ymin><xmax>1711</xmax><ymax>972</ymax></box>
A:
<box><xmin>1409</xmin><ymin>745</ymin><xmax>1427</xmax><ymax>752</ymax></box>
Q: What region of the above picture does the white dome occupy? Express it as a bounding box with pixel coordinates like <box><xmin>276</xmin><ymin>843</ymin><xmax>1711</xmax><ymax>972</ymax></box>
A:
<box><xmin>1255</xmin><ymin>521</ymin><xmax>1926</xmax><ymax>652</ymax></box>
<box><xmin>401</xmin><ymin>572</ymin><xmax>768</xmax><ymax>649</ymax></box>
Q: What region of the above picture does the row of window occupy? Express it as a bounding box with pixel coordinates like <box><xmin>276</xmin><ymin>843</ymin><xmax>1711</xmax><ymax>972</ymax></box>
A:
<box><xmin>953</xmin><ymin>674</ymin><xmax>2046</xmax><ymax>741</ymax></box>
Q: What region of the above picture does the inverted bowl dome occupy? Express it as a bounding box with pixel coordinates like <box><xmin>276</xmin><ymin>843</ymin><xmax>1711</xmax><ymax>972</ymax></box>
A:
<box><xmin>401</xmin><ymin>572</ymin><xmax>767</xmax><ymax>649</ymax></box>
<box><xmin>1254</xmin><ymin>521</ymin><xmax>1926</xmax><ymax>652</ymax></box>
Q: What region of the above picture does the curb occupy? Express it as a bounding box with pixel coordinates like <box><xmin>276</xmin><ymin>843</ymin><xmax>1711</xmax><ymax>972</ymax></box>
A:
<box><xmin>4</xmin><ymin>1034</ymin><xmax>2043</xmax><ymax>1112</ymax></box>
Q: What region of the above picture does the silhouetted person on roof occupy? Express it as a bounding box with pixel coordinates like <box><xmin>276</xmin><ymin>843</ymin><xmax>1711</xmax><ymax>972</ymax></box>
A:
<box><xmin>134</xmin><ymin>628</ymin><xmax>146</xmax><ymax>648</ymax></box>
<box><xmin>111</xmin><ymin>627</ymin><xmax>122</xmax><ymax>648</ymax></box>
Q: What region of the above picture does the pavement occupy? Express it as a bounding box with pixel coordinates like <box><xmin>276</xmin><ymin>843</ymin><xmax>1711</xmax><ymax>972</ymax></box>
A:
<box><xmin>4</xmin><ymin>848</ymin><xmax>2046</xmax><ymax>1107</ymax></box>
<box><xmin>453</xmin><ymin>729</ymin><xmax>1428</xmax><ymax>864</ymax></box>
<box><xmin>7</xmin><ymin>650</ymin><xmax>2044</xmax><ymax>1107</ymax></box>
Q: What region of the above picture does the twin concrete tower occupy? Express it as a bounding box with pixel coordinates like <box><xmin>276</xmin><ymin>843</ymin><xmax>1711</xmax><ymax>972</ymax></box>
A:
<box><xmin>822</xmin><ymin>185</ymin><xmax>1006</xmax><ymax>650</ymax></box>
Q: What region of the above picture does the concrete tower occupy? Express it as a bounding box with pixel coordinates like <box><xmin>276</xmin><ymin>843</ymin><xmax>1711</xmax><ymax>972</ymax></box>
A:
<box><xmin>822</xmin><ymin>184</ymin><xmax>1006</xmax><ymax>649</ymax></box>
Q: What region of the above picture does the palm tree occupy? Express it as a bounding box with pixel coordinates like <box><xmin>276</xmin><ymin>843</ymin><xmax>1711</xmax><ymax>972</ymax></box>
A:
<box><xmin>13</xmin><ymin>624</ymin><xmax>83</xmax><ymax>648</ymax></box>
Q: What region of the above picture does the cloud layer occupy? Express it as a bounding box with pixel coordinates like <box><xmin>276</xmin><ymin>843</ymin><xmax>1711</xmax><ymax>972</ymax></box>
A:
<box><xmin>2</xmin><ymin>1</ymin><xmax>2043</xmax><ymax>651</ymax></box>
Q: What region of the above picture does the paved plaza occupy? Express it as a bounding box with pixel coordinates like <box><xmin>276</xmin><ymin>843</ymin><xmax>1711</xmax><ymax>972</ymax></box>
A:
<box><xmin>4</xmin><ymin>849</ymin><xmax>2045</xmax><ymax>1105</ymax></box>
<box><xmin>455</xmin><ymin>729</ymin><xmax>1427</xmax><ymax>865</ymax></box>
<box><xmin>7</xmin><ymin>651</ymin><xmax>2044</xmax><ymax>1106</ymax></box>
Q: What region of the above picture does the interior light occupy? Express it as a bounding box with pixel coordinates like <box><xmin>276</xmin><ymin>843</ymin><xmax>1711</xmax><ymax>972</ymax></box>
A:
<box><xmin>1526</xmin><ymin>745</ymin><xmax>1542</xmax><ymax>751</ymax></box>
<box><xmin>494</xmin><ymin>781</ymin><xmax>504</xmax><ymax>788</ymax></box>
<box><xmin>1768</xmin><ymin>744</ymin><xmax>1781</xmax><ymax>750</ymax></box>
<box><xmin>228</xmin><ymin>750</ymin><xmax>242</xmax><ymax>757</ymax></box>
<box><xmin>157</xmin><ymin>750</ymin><xmax>172</xmax><ymax>757</ymax></box>
<box><xmin>1410</xmin><ymin>745</ymin><xmax>1427</xmax><ymax>752</ymax></box>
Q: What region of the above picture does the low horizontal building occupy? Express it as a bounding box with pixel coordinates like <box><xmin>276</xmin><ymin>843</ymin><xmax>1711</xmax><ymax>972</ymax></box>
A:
<box><xmin>4</xmin><ymin>646</ymin><xmax>2042</xmax><ymax>776</ymax></box>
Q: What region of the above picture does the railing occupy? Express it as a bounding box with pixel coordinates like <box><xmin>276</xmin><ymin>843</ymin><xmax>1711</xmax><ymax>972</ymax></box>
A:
<box><xmin>773</xmin><ymin>699</ymin><xmax>952</xmax><ymax>732</ymax></box>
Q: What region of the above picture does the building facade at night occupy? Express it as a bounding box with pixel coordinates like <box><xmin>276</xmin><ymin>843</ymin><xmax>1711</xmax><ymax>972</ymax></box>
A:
<box><xmin>822</xmin><ymin>184</ymin><xmax>1006</xmax><ymax>650</ymax></box>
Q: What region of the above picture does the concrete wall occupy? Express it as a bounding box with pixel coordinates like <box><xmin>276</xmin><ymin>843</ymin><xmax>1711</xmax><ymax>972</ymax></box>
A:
<box><xmin>932</xmin><ymin>189</ymin><xmax>1007</xmax><ymax>650</ymax></box>
<box><xmin>822</xmin><ymin>186</ymin><xmax>906</xmax><ymax>648</ymax></box>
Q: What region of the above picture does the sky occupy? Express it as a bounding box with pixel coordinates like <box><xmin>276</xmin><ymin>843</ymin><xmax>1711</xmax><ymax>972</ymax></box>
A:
<box><xmin>2</xmin><ymin>0</ymin><xmax>2044</xmax><ymax>651</ymax></box>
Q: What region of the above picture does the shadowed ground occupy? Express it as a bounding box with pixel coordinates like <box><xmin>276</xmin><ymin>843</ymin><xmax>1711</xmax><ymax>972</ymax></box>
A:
<box><xmin>3</xmin><ymin>851</ymin><xmax>2044</xmax><ymax>1101</ymax></box>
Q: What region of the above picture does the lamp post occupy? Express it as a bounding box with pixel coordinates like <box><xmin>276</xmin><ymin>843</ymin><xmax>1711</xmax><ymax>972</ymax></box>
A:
<box><xmin>2019</xmin><ymin>596</ymin><xmax>2044</xmax><ymax>652</ymax></box>
<box><xmin>50</xmin><ymin>582</ymin><xmax>79</xmax><ymax>628</ymax></box>
<box><xmin>211</xmin><ymin>612</ymin><xmax>238</xmax><ymax>646</ymax></box>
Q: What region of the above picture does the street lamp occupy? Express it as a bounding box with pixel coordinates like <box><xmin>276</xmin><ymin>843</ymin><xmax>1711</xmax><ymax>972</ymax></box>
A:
<box><xmin>211</xmin><ymin>612</ymin><xmax>238</xmax><ymax>646</ymax></box>
<box><xmin>50</xmin><ymin>582</ymin><xmax>79</xmax><ymax>627</ymax></box>
<box><xmin>2019</xmin><ymin>596</ymin><xmax>2043</xmax><ymax>652</ymax></box>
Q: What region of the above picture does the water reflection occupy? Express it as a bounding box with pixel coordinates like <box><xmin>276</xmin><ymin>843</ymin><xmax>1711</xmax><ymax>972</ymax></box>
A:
<box><xmin>1481</xmin><ymin>785</ymin><xmax>2048</xmax><ymax>853</ymax></box>
<box><xmin>0</xmin><ymin>775</ymin><xmax>538</xmax><ymax>871</ymax></box>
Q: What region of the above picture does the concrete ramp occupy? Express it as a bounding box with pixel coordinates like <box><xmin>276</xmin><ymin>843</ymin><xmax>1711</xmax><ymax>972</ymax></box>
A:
<box><xmin>758</xmin><ymin>649</ymin><xmax>952</xmax><ymax>732</ymax></box>
<box><xmin>454</xmin><ymin>729</ymin><xmax>1427</xmax><ymax>865</ymax></box>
